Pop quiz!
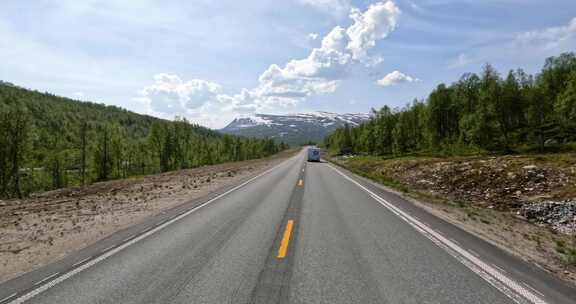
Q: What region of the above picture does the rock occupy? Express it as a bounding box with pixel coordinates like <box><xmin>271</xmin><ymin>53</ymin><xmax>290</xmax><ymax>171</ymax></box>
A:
<box><xmin>417</xmin><ymin>179</ymin><xmax>434</xmax><ymax>186</ymax></box>
<box><xmin>544</xmin><ymin>138</ymin><xmax>559</xmax><ymax>146</ymax></box>
<box><xmin>519</xmin><ymin>200</ymin><xmax>576</xmax><ymax>234</ymax></box>
<box><xmin>523</xmin><ymin>165</ymin><xmax>538</xmax><ymax>170</ymax></box>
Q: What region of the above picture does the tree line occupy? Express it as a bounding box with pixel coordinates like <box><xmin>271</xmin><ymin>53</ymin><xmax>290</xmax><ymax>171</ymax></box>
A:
<box><xmin>324</xmin><ymin>52</ymin><xmax>576</xmax><ymax>156</ymax></box>
<box><xmin>0</xmin><ymin>82</ymin><xmax>287</xmax><ymax>199</ymax></box>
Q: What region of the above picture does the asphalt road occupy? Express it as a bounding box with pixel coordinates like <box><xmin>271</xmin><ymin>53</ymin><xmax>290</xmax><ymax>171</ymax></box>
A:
<box><xmin>1</xmin><ymin>149</ymin><xmax>575</xmax><ymax>303</ymax></box>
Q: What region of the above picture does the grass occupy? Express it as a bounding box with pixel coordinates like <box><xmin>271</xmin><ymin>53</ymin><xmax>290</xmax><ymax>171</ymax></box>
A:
<box><xmin>556</xmin><ymin>239</ymin><xmax>567</xmax><ymax>254</ymax></box>
<box><xmin>337</xmin><ymin>151</ymin><xmax>576</xmax><ymax>200</ymax></box>
<box><xmin>556</xmin><ymin>239</ymin><xmax>576</xmax><ymax>266</ymax></box>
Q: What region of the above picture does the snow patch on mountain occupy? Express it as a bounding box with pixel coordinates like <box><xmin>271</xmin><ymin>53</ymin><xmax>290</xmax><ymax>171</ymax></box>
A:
<box><xmin>220</xmin><ymin>111</ymin><xmax>370</xmax><ymax>145</ymax></box>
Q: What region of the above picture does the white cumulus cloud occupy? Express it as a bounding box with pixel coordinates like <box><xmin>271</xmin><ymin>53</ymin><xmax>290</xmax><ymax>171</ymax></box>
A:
<box><xmin>240</xmin><ymin>1</ymin><xmax>401</xmax><ymax>110</ymax></box>
<box><xmin>139</xmin><ymin>73</ymin><xmax>223</xmax><ymax>114</ymax></box>
<box><xmin>307</xmin><ymin>32</ymin><xmax>319</xmax><ymax>40</ymax></box>
<box><xmin>376</xmin><ymin>70</ymin><xmax>419</xmax><ymax>87</ymax></box>
<box><xmin>346</xmin><ymin>1</ymin><xmax>400</xmax><ymax>60</ymax></box>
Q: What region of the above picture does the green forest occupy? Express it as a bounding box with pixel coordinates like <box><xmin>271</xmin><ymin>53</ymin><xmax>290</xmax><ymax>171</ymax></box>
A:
<box><xmin>0</xmin><ymin>82</ymin><xmax>287</xmax><ymax>199</ymax></box>
<box><xmin>325</xmin><ymin>52</ymin><xmax>576</xmax><ymax>156</ymax></box>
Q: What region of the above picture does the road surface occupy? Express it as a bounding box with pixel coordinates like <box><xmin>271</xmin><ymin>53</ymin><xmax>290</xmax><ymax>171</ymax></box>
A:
<box><xmin>1</xmin><ymin>149</ymin><xmax>575</xmax><ymax>303</ymax></box>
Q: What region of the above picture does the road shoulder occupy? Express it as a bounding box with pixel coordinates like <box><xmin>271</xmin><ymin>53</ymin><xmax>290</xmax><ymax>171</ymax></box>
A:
<box><xmin>327</xmin><ymin>159</ymin><xmax>576</xmax><ymax>303</ymax></box>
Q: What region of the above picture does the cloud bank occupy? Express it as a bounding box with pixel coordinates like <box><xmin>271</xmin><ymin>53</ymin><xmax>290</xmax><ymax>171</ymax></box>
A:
<box><xmin>450</xmin><ymin>17</ymin><xmax>576</xmax><ymax>69</ymax></box>
<box><xmin>138</xmin><ymin>1</ymin><xmax>402</xmax><ymax>126</ymax></box>
<box><xmin>297</xmin><ymin>0</ymin><xmax>352</xmax><ymax>17</ymax></box>
<box><xmin>515</xmin><ymin>17</ymin><xmax>576</xmax><ymax>50</ymax></box>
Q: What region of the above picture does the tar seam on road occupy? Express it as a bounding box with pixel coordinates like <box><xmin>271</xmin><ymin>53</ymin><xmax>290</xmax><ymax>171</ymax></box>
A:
<box><xmin>100</xmin><ymin>245</ymin><xmax>116</xmax><ymax>253</ymax></box>
<box><xmin>3</xmin><ymin>156</ymin><xmax>297</xmax><ymax>304</ymax></box>
<box><xmin>277</xmin><ymin>219</ymin><xmax>294</xmax><ymax>258</ymax></box>
<box><xmin>328</xmin><ymin>164</ymin><xmax>548</xmax><ymax>304</ymax></box>
<box><xmin>33</xmin><ymin>273</ymin><xmax>59</xmax><ymax>287</ymax></box>
<box><xmin>71</xmin><ymin>257</ymin><xmax>91</xmax><ymax>267</ymax></box>
<box><xmin>249</xmin><ymin>161</ymin><xmax>306</xmax><ymax>304</ymax></box>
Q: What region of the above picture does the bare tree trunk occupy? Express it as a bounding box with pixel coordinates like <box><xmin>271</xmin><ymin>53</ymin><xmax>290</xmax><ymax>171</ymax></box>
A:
<box><xmin>80</xmin><ymin>122</ymin><xmax>88</xmax><ymax>186</ymax></box>
<box><xmin>10</xmin><ymin>114</ymin><xmax>26</xmax><ymax>198</ymax></box>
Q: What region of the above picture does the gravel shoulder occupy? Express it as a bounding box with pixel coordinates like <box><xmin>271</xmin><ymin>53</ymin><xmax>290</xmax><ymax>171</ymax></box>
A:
<box><xmin>0</xmin><ymin>150</ymin><xmax>296</xmax><ymax>283</ymax></box>
<box><xmin>330</xmin><ymin>153</ymin><xmax>576</xmax><ymax>285</ymax></box>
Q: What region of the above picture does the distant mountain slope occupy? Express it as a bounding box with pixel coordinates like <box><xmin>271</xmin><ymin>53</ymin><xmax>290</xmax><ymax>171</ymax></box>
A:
<box><xmin>220</xmin><ymin>112</ymin><xmax>370</xmax><ymax>145</ymax></box>
<box><xmin>0</xmin><ymin>81</ymin><xmax>218</xmax><ymax>142</ymax></box>
<box><xmin>0</xmin><ymin>81</ymin><xmax>284</xmax><ymax>198</ymax></box>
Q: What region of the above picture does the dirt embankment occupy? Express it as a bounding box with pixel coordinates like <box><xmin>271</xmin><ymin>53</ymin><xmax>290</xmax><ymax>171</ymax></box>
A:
<box><xmin>334</xmin><ymin>153</ymin><xmax>576</xmax><ymax>284</ymax></box>
<box><xmin>0</xmin><ymin>151</ymin><xmax>295</xmax><ymax>283</ymax></box>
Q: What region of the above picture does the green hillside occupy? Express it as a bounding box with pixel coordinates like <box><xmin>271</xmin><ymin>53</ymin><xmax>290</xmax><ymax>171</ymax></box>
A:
<box><xmin>0</xmin><ymin>82</ymin><xmax>286</xmax><ymax>198</ymax></box>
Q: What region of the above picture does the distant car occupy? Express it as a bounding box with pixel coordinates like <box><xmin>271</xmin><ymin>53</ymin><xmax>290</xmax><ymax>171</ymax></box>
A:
<box><xmin>307</xmin><ymin>147</ymin><xmax>321</xmax><ymax>162</ymax></box>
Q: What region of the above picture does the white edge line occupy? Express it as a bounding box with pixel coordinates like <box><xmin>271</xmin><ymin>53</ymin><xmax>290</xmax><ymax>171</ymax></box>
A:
<box><xmin>328</xmin><ymin>164</ymin><xmax>547</xmax><ymax>304</ymax></box>
<box><xmin>523</xmin><ymin>283</ymin><xmax>545</xmax><ymax>298</ymax></box>
<box><xmin>0</xmin><ymin>293</ymin><xmax>16</xmax><ymax>303</ymax></box>
<box><xmin>8</xmin><ymin>156</ymin><xmax>295</xmax><ymax>304</ymax></box>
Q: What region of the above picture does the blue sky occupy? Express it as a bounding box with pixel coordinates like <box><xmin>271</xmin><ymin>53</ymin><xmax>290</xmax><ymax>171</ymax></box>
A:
<box><xmin>1</xmin><ymin>0</ymin><xmax>575</xmax><ymax>128</ymax></box>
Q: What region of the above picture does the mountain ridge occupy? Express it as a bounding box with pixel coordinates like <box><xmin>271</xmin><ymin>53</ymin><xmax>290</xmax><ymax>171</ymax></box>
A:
<box><xmin>220</xmin><ymin>111</ymin><xmax>370</xmax><ymax>145</ymax></box>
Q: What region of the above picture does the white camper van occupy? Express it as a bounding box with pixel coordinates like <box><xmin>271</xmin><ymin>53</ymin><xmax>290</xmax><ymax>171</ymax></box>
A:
<box><xmin>307</xmin><ymin>147</ymin><xmax>321</xmax><ymax>162</ymax></box>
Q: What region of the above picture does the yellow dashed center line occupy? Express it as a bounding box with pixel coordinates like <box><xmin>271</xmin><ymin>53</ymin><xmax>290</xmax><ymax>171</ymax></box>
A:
<box><xmin>277</xmin><ymin>219</ymin><xmax>294</xmax><ymax>259</ymax></box>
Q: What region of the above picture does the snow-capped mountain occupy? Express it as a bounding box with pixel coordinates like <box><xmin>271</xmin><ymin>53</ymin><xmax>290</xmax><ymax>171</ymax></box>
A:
<box><xmin>219</xmin><ymin>111</ymin><xmax>370</xmax><ymax>145</ymax></box>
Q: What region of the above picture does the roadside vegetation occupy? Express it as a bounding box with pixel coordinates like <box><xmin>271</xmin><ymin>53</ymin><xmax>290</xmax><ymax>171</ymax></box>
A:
<box><xmin>325</xmin><ymin>52</ymin><xmax>576</xmax><ymax>156</ymax></box>
<box><xmin>324</xmin><ymin>52</ymin><xmax>576</xmax><ymax>282</ymax></box>
<box><xmin>0</xmin><ymin>82</ymin><xmax>288</xmax><ymax>199</ymax></box>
